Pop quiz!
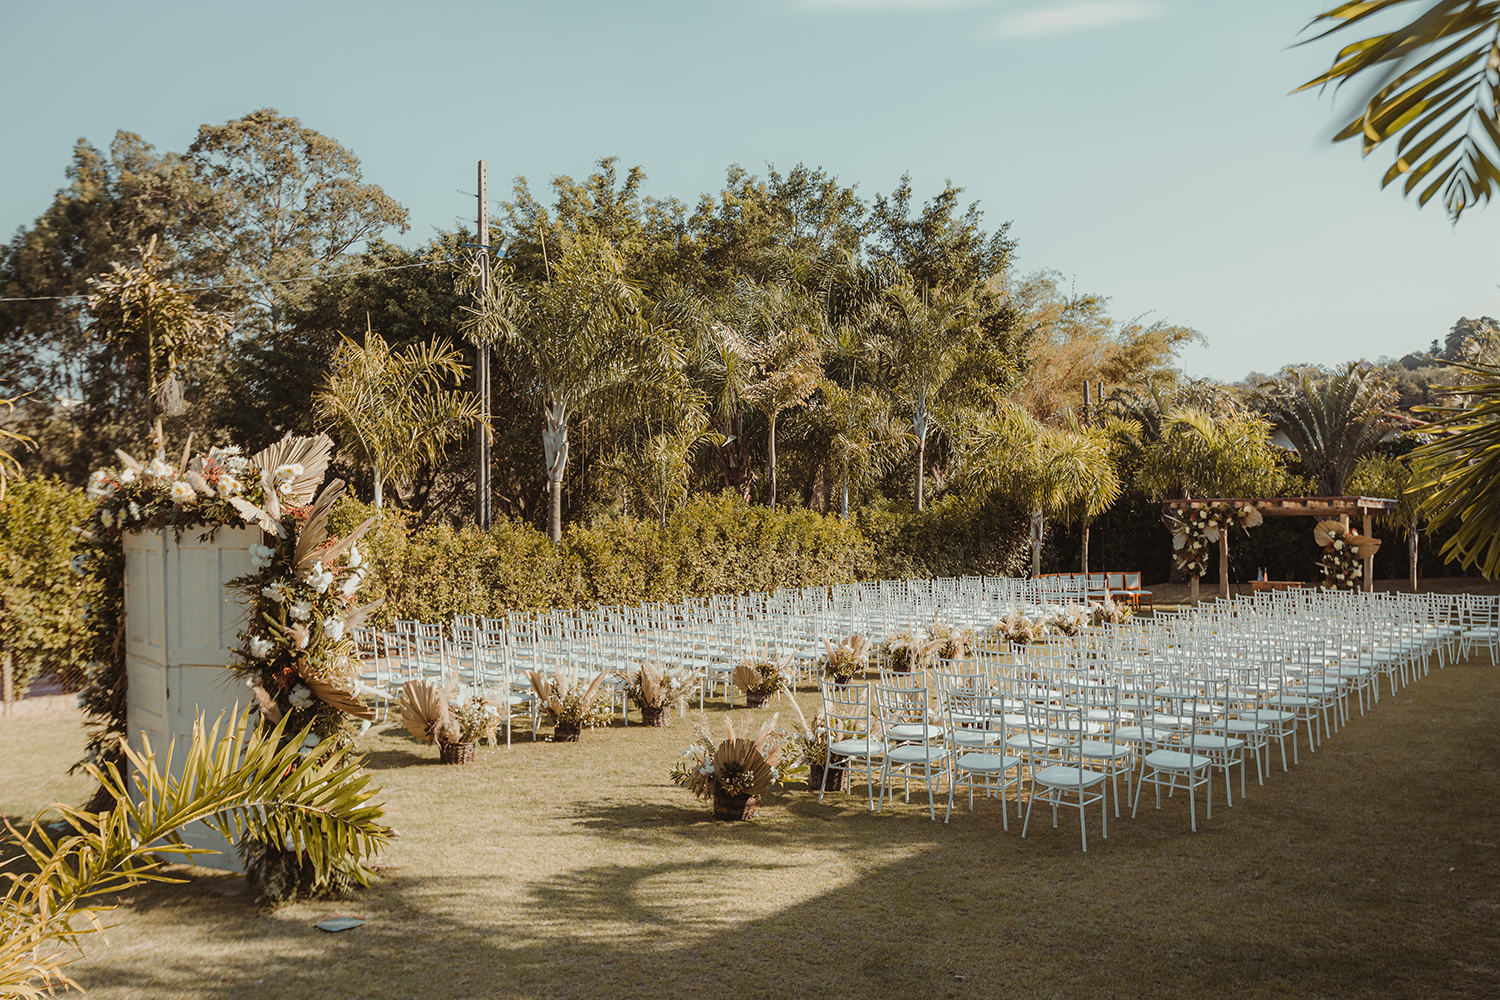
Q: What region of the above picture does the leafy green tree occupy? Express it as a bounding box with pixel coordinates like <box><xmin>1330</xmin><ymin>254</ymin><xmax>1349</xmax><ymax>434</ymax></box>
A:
<box><xmin>464</xmin><ymin>234</ymin><xmax>678</xmax><ymax>543</ymax></box>
<box><xmin>869</xmin><ymin>174</ymin><xmax>1014</xmax><ymax>294</ymax></box>
<box><xmin>0</xmin><ymin>133</ymin><xmax>221</xmax><ymax>477</ymax></box>
<box><xmin>1138</xmin><ymin>407</ymin><xmax>1286</xmax><ymax>502</ymax></box>
<box><xmin>314</xmin><ymin>325</ymin><xmax>481</xmax><ymax>507</ymax></box>
<box><xmin>84</xmin><ymin>239</ymin><xmax>233</xmax><ymax>452</ymax></box>
<box><xmin>1408</xmin><ymin>360</ymin><xmax>1500</xmax><ymax>575</ymax></box>
<box><xmin>1350</xmin><ymin>452</ymin><xmax>1427</xmax><ymax>589</ymax></box>
<box><xmin>1252</xmin><ymin>362</ymin><xmax>1397</xmax><ymax>496</ymax></box>
<box><xmin>186</xmin><ymin>108</ymin><xmax>409</xmax><ymax>327</ymax></box>
<box><xmin>964</xmin><ymin>406</ymin><xmax>1121</xmax><ymax>576</ymax></box>
<box><xmin>873</xmin><ymin>282</ymin><xmax>982</xmax><ymax>511</ymax></box>
<box><xmin>1298</xmin><ymin>1</ymin><xmax>1500</xmax><ymax>222</ymax></box>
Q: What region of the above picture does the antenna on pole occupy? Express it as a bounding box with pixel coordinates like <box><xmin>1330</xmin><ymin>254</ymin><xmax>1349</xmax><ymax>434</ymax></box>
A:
<box><xmin>474</xmin><ymin>160</ymin><xmax>491</xmax><ymax>530</ymax></box>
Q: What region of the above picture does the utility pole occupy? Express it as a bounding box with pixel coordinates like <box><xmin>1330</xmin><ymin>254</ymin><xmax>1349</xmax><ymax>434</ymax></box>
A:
<box><xmin>474</xmin><ymin>160</ymin><xmax>491</xmax><ymax>530</ymax></box>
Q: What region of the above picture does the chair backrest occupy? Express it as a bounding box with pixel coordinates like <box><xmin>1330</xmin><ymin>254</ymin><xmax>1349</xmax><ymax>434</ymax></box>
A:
<box><xmin>821</xmin><ymin>680</ymin><xmax>873</xmax><ymax>740</ymax></box>
<box><xmin>1124</xmin><ymin>572</ymin><xmax>1142</xmax><ymax>589</ymax></box>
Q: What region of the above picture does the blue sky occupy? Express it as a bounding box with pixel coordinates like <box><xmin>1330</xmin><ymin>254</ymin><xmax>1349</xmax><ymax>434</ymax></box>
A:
<box><xmin>3</xmin><ymin>0</ymin><xmax>1495</xmax><ymax>381</ymax></box>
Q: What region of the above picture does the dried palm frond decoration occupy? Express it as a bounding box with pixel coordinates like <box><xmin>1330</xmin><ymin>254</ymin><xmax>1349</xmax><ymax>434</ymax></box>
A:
<box><xmin>526</xmin><ymin>667</ymin><xmax>611</xmax><ymax>727</ymax></box>
<box><xmin>615</xmin><ymin>661</ymin><xmax>699</xmax><ymax>715</ymax></box>
<box><xmin>671</xmin><ymin>714</ymin><xmax>796</xmax><ymax>801</ymax></box>
<box><xmin>400</xmin><ymin>678</ymin><xmax>446</xmax><ymax>743</ymax></box>
<box><xmin>734</xmin><ymin>645</ymin><xmax>789</xmax><ymax>696</ymax></box>
<box><xmin>1314</xmin><ymin>519</ymin><xmax>1382</xmax><ymax>590</ymax></box>
<box><xmin>819</xmin><ymin>634</ymin><xmax>869</xmax><ymax>682</ymax></box>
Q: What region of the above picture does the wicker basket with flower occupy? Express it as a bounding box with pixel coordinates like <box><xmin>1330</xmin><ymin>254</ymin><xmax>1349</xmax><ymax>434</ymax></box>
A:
<box><xmin>818</xmin><ymin>634</ymin><xmax>869</xmax><ymax>683</ymax></box>
<box><xmin>669</xmin><ymin>714</ymin><xmax>801</xmax><ymax>820</ymax></box>
<box><xmin>527</xmin><ymin>667</ymin><xmax>613</xmax><ymax>741</ymax></box>
<box><xmin>733</xmin><ymin>647</ymin><xmax>788</xmax><ymax>707</ymax></box>
<box><xmin>616</xmin><ymin>661</ymin><xmax>700</xmax><ymax>726</ymax></box>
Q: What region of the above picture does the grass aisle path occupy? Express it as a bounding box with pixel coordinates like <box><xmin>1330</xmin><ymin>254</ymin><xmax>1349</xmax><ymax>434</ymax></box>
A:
<box><xmin>4</xmin><ymin>653</ymin><xmax>1498</xmax><ymax>1000</ymax></box>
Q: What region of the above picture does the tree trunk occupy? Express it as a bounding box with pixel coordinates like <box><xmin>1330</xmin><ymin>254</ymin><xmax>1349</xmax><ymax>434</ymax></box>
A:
<box><xmin>914</xmin><ymin>439</ymin><xmax>926</xmax><ymax>512</ymax></box>
<box><xmin>768</xmin><ymin>412</ymin><xmax>778</xmax><ymax>510</ymax></box>
<box><xmin>841</xmin><ymin>460</ymin><xmax>850</xmax><ymax>519</ymax></box>
<box><xmin>1410</xmin><ymin>521</ymin><xmax>1419</xmax><ymax>592</ymax></box>
<box><xmin>1219</xmin><ymin>531</ymin><xmax>1230</xmax><ymax>599</ymax></box>
<box><xmin>1031</xmin><ymin>509</ymin><xmax>1043</xmax><ymax>577</ymax></box>
<box><xmin>549</xmin><ymin>477</ymin><xmax>562</xmax><ymax>545</ymax></box>
<box><xmin>1081</xmin><ymin>522</ymin><xmax>1090</xmax><ymax>575</ymax></box>
<box><xmin>373</xmin><ymin>470</ymin><xmax>384</xmax><ymax>508</ymax></box>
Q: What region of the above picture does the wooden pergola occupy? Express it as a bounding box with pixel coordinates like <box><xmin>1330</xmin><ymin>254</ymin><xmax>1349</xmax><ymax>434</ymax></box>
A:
<box><xmin>1162</xmin><ymin>496</ymin><xmax>1400</xmax><ymax>599</ymax></box>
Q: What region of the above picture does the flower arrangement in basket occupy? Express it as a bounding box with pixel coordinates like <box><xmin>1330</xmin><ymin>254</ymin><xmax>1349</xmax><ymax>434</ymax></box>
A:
<box><xmin>1089</xmin><ymin>598</ymin><xmax>1133</xmax><ymax>627</ymax></box>
<box><xmin>398</xmin><ymin>678</ymin><xmax>499</xmax><ymax>763</ymax></box>
<box><xmin>616</xmin><ymin>661</ymin><xmax>699</xmax><ymax>726</ymax></box>
<box><xmin>1047</xmin><ymin>605</ymin><xmax>1089</xmax><ymax>637</ymax></box>
<box><xmin>526</xmin><ymin>667</ymin><xmax>613</xmax><ymax>741</ymax></box>
<box><xmin>733</xmin><ymin>646</ymin><xmax>788</xmax><ymax>707</ymax></box>
<box><xmin>1313</xmin><ymin>519</ymin><xmax>1382</xmax><ymax>590</ymax></box>
<box><xmin>1166</xmin><ymin>502</ymin><xmax>1263</xmax><ymax>577</ymax></box>
<box><xmin>819</xmin><ymin>634</ymin><xmax>869</xmax><ymax>683</ymax></box>
<box><xmin>669</xmin><ymin>714</ymin><xmax>801</xmax><ymax>820</ymax></box>
<box><xmin>882</xmin><ymin>628</ymin><xmax>940</xmax><ymax>672</ymax></box>
<box><xmin>991</xmin><ymin>611</ymin><xmax>1042</xmax><ymax>646</ymax></box>
<box><xmin>929</xmin><ymin>617</ymin><xmax>971</xmax><ymax>661</ymax></box>
<box><xmin>780</xmin><ymin>696</ymin><xmax>840</xmax><ymax>792</ymax></box>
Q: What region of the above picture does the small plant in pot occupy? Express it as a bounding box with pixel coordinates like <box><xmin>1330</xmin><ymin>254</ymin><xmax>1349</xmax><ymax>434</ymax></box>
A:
<box><xmin>670</xmin><ymin>714</ymin><xmax>802</xmax><ymax>820</ymax></box>
<box><xmin>819</xmin><ymin>634</ymin><xmax>869</xmax><ymax>683</ymax></box>
<box><xmin>733</xmin><ymin>648</ymin><xmax>787</xmax><ymax>707</ymax></box>
<box><xmin>616</xmin><ymin>661</ymin><xmax>700</xmax><ymax>726</ymax></box>
<box><xmin>527</xmin><ymin>667</ymin><xmax>612</xmax><ymax>741</ymax></box>
<box><xmin>398</xmin><ymin>679</ymin><xmax>498</xmax><ymax>764</ymax></box>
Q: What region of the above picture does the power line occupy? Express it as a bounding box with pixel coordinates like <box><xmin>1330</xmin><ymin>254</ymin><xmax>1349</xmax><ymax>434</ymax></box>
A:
<box><xmin>0</xmin><ymin>256</ymin><xmax>461</xmax><ymax>304</ymax></box>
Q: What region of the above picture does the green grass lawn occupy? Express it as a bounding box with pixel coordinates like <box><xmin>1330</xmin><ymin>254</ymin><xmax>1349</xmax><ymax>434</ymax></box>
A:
<box><xmin>4</xmin><ymin>652</ymin><xmax>1499</xmax><ymax>1000</ymax></box>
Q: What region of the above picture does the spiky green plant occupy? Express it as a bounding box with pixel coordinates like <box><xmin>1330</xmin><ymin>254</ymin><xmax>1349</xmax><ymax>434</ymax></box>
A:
<box><xmin>0</xmin><ymin>709</ymin><xmax>391</xmax><ymax>998</ymax></box>
<box><xmin>1409</xmin><ymin>360</ymin><xmax>1500</xmax><ymax>576</ymax></box>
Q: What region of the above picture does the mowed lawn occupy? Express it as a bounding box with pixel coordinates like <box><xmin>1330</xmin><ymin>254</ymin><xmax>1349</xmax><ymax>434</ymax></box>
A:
<box><xmin>3</xmin><ymin>651</ymin><xmax>1498</xmax><ymax>1000</ymax></box>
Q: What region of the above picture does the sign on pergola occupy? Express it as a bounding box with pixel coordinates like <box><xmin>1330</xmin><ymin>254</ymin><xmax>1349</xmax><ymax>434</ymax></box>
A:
<box><xmin>1162</xmin><ymin>496</ymin><xmax>1400</xmax><ymax>599</ymax></box>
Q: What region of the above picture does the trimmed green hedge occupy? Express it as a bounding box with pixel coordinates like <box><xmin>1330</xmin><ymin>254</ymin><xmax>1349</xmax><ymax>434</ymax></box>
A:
<box><xmin>0</xmin><ymin>477</ymin><xmax>99</xmax><ymax>697</ymax></box>
<box><xmin>331</xmin><ymin>492</ymin><xmax>875</xmax><ymax>624</ymax></box>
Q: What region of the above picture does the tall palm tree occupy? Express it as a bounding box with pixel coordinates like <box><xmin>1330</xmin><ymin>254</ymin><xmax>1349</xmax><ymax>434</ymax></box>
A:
<box><xmin>874</xmin><ymin>281</ymin><xmax>978</xmax><ymax>511</ymax></box>
<box><xmin>1350</xmin><ymin>452</ymin><xmax>1427</xmax><ymax>590</ymax></box>
<box><xmin>1253</xmin><ymin>362</ymin><xmax>1396</xmax><ymax>497</ymax></box>
<box><xmin>1298</xmin><ymin>1</ymin><xmax>1500</xmax><ymax>223</ymax></box>
<box><xmin>463</xmin><ymin>234</ymin><xmax>678</xmax><ymax>543</ymax></box>
<box><xmin>965</xmin><ymin>406</ymin><xmax>1121</xmax><ymax>577</ymax></box>
<box><xmin>83</xmin><ymin>238</ymin><xmax>233</xmax><ymax>453</ymax></box>
<box><xmin>314</xmin><ymin>324</ymin><xmax>481</xmax><ymax>507</ymax></box>
<box><xmin>1408</xmin><ymin>359</ymin><xmax>1500</xmax><ymax>576</ymax></box>
<box><xmin>817</xmin><ymin>379</ymin><xmax>909</xmax><ymax>518</ymax></box>
<box><xmin>1139</xmin><ymin>407</ymin><xmax>1287</xmax><ymax>503</ymax></box>
<box><xmin>741</xmin><ymin>291</ymin><xmax>823</xmax><ymax>509</ymax></box>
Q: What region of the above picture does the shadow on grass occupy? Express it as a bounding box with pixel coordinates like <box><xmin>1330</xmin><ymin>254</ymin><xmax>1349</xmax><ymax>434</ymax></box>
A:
<box><xmin>57</xmin><ymin>659</ymin><xmax>1500</xmax><ymax>1000</ymax></box>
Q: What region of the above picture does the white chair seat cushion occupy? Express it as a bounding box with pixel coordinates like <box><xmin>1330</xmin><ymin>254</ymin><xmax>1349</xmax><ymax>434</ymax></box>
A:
<box><xmin>1187</xmin><ymin>734</ymin><xmax>1244</xmax><ymax>752</ymax></box>
<box><xmin>1222</xmin><ymin>718</ymin><xmax>1268</xmax><ymax>734</ymax></box>
<box><xmin>887</xmin><ymin>723</ymin><xmax>943</xmax><ymax>741</ymax></box>
<box><xmin>1006</xmin><ymin>733</ymin><xmax>1067</xmax><ymax>752</ymax></box>
<box><xmin>1032</xmin><ymin>764</ymin><xmax>1107</xmax><ymax>789</ymax></box>
<box><xmin>955</xmin><ymin>752</ymin><xmax>1020</xmax><ymax>773</ymax></box>
<box><xmin>888</xmin><ymin>744</ymin><xmax>946</xmax><ymax>766</ymax></box>
<box><xmin>950</xmin><ymin>729</ymin><xmax>1002</xmax><ymax>748</ymax></box>
<box><xmin>1244</xmin><ymin>709</ymin><xmax>1295</xmax><ymax>724</ymax></box>
<box><xmin>1143</xmin><ymin>748</ymin><xmax>1212</xmax><ymax>771</ymax></box>
<box><xmin>830</xmin><ymin>738</ymin><xmax>885</xmax><ymax>757</ymax></box>
<box><xmin>1079</xmin><ymin>740</ymin><xmax>1133</xmax><ymax>760</ymax></box>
